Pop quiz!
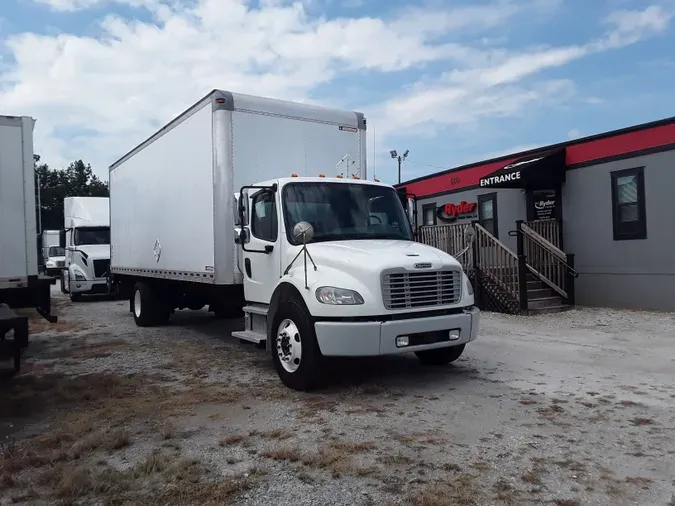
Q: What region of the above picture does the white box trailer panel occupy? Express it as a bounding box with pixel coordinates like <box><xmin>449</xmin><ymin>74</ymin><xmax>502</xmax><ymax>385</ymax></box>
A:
<box><xmin>109</xmin><ymin>89</ymin><xmax>366</xmax><ymax>286</ymax></box>
<box><xmin>0</xmin><ymin>115</ymin><xmax>38</xmax><ymax>288</ymax></box>
<box><xmin>110</xmin><ymin>102</ymin><xmax>216</xmax><ymax>279</ymax></box>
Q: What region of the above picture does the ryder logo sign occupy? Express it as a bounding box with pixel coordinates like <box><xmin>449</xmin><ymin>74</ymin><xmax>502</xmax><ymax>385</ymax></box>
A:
<box><xmin>437</xmin><ymin>201</ymin><xmax>477</xmax><ymax>222</ymax></box>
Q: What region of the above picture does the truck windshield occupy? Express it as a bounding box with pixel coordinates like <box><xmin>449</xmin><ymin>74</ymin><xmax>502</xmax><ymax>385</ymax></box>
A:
<box><xmin>48</xmin><ymin>246</ymin><xmax>65</xmax><ymax>257</ymax></box>
<box><xmin>282</xmin><ymin>182</ymin><xmax>413</xmax><ymax>245</ymax></box>
<box><xmin>74</xmin><ymin>227</ymin><xmax>110</xmax><ymax>246</ymax></box>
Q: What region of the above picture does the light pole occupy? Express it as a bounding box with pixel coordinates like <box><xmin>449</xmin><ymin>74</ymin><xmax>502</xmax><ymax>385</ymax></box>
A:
<box><xmin>390</xmin><ymin>149</ymin><xmax>409</xmax><ymax>184</ymax></box>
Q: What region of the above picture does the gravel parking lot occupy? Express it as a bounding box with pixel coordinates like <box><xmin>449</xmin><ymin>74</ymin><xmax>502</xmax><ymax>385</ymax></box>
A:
<box><xmin>2</xmin><ymin>288</ymin><xmax>674</xmax><ymax>506</ymax></box>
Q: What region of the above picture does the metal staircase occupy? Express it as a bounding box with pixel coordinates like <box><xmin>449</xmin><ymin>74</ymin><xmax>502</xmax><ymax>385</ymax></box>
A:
<box><xmin>416</xmin><ymin>219</ymin><xmax>578</xmax><ymax>315</ymax></box>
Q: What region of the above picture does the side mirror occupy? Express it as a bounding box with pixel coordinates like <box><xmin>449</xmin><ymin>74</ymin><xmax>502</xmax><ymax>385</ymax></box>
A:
<box><xmin>292</xmin><ymin>221</ymin><xmax>314</xmax><ymax>244</ymax></box>
<box><xmin>59</xmin><ymin>230</ymin><xmax>66</xmax><ymax>248</ymax></box>
<box><xmin>239</xmin><ymin>228</ymin><xmax>248</xmax><ymax>244</ymax></box>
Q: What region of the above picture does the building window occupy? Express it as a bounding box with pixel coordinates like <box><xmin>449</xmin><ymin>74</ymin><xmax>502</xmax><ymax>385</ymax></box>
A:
<box><xmin>478</xmin><ymin>193</ymin><xmax>498</xmax><ymax>238</ymax></box>
<box><xmin>422</xmin><ymin>204</ymin><xmax>437</xmax><ymax>226</ymax></box>
<box><xmin>251</xmin><ymin>191</ymin><xmax>278</xmax><ymax>242</ymax></box>
<box><xmin>611</xmin><ymin>167</ymin><xmax>646</xmax><ymax>241</ymax></box>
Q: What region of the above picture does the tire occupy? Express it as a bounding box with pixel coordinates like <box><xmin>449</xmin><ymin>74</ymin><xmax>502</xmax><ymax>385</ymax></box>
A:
<box><xmin>60</xmin><ymin>272</ymin><xmax>69</xmax><ymax>294</ymax></box>
<box><xmin>132</xmin><ymin>281</ymin><xmax>170</xmax><ymax>327</ymax></box>
<box><xmin>270</xmin><ymin>299</ymin><xmax>323</xmax><ymax>392</ymax></box>
<box><xmin>415</xmin><ymin>344</ymin><xmax>466</xmax><ymax>366</ymax></box>
<box><xmin>69</xmin><ymin>290</ymin><xmax>82</xmax><ymax>302</ymax></box>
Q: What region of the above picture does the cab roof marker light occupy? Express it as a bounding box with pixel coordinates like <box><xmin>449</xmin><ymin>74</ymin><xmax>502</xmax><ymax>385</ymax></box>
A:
<box><xmin>374</xmin><ymin>178</ymin><xmax>380</xmax><ymax>182</ymax></box>
<box><xmin>318</xmin><ymin>173</ymin><xmax>325</xmax><ymax>177</ymax></box>
<box><xmin>291</xmin><ymin>173</ymin><xmax>298</xmax><ymax>177</ymax></box>
<box><xmin>336</xmin><ymin>174</ymin><xmax>343</xmax><ymax>178</ymax></box>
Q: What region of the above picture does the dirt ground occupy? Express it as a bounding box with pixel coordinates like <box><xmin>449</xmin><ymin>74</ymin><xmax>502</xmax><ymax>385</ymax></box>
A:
<box><xmin>1</xmin><ymin>288</ymin><xmax>674</xmax><ymax>506</ymax></box>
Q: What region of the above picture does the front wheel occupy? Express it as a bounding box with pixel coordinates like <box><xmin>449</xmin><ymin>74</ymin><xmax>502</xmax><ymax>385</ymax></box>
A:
<box><xmin>60</xmin><ymin>271</ymin><xmax>69</xmax><ymax>294</ymax></box>
<box><xmin>415</xmin><ymin>344</ymin><xmax>466</xmax><ymax>366</ymax></box>
<box><xmin>271</xmin><ymin>300</ymin><xmax>323</xmax><ymax>392</ymax></box>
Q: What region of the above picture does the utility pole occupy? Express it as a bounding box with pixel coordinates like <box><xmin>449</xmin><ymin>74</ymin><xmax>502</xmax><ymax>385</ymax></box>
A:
<box><xmin>36</xmin><ymin>173</ymin><xmax>42</xmax><ymax>234</ymax></box>
<box><xmin>390</xmin><ymin>149</ymin><xmax>409</xmax><ymax>184</ymax></box>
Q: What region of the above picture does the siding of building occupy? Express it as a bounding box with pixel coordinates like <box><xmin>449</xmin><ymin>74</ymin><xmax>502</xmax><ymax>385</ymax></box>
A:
<box><xmin>562</xmin><ymin>149</ymin><xmax>675</xmax><ymax>311</ymax></box>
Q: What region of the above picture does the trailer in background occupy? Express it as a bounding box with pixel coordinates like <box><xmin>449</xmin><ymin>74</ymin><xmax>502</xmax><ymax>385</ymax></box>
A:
<box><xmin>0</xmin><ymin>114</ymin><xmax>57</xmax><ymax>378</ymax></box>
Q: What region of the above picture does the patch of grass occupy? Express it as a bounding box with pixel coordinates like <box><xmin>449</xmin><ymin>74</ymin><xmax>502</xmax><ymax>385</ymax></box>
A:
<box><xmin>404</xmin><ymin>474</ymin><xmax>481</xmax><ymax>506</ymax></box>
<box><xmin>36</xmin><ymin>450</ymin><xmax>253</xmax><ymax>505</ymax></box>
<box><xmin>219</xmin><ymin>434</ymin><xmax>249</xmax><ymax>446</ymax></box>
<box><xmin>262</xmin><ymin>446</ymin><xmax>302</xmax><ymax>462</ymax></box>
<box><xmin>536</xmin><ymin>404</ymin><xmax>566</xmax><ymax>420</ymax></box>
<box><xmin>629</xmin><ymin>417</ymin><xmax>654</xmax><ymax>426</ymax></box>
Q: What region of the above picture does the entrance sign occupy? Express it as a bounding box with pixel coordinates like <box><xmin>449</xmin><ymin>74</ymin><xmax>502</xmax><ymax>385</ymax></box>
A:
<box><xmin>477</xmin><ymin>150</ymin><xmax>566</xmax><ymax>190</ymax></box>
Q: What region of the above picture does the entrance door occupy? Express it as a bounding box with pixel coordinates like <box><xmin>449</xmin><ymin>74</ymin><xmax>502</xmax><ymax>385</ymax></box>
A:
<box><xmin>478</xmin><ymin>193</ymin><xmax>499</xmax><ymax>238</ymax></box>
<box><xmin>241</xmin><ymin>188</ymin><xmax>281</xmax><ymax>304</ymax></box>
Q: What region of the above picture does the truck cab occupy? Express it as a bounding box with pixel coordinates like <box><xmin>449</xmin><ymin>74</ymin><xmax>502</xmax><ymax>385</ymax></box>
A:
<box><xmin>61</xmin><ymin>197</ymin><xmax>111</xmax><ymax>301</ymax></box>
<box><xmin>43</xmin><ymin>246</ymin><xmax>66</xmax><ymax>277</ymax></box>
<box><xmin>235</xmin><ymin>176</ymin><xmax>479</xmax><ymax>391</ymax></box>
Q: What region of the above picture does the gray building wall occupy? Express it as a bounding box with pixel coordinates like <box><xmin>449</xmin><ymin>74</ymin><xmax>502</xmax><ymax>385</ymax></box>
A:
<box><xmin>562</xmin><ymin>149</ymin><xmax>675</xmax><ymax>311</ymax></box>
<box><xmin>418</xmin><ymin>188</ymin><xmax>526</xmax><ymax>252</ymax></box>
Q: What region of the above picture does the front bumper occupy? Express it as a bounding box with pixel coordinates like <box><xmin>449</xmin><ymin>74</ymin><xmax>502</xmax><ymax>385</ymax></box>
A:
<box><xmin>314</xmin><ymin>306</ymin><xmax>480</xmax><ymax>357</ymax></box>
<box><xmin>70</xmin><ymin>278</ymin><xmax>109</xmax><ymax>294</ymax></box>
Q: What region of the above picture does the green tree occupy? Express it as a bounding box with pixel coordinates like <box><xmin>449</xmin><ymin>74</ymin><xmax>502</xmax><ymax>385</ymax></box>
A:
<box><xmin>35</xmin><ymin>155</ymin><xmax>109</xmax><ymax>231</ymax></box>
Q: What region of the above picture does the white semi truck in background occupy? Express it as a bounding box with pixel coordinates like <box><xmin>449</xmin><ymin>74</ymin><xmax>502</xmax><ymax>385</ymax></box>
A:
<box><xmin>59</xmin><ymin>196</ymin><xmax>111</xmax><ymax>301</ymax></box>
<box><xmin>0</xmin><ymin>115</ymin><xmax>57</xmax><ymax>377</ymax></box>
<box><xmin>109</xmin><ymin>90</ymin><xmax>479</xmax><ymax>391</ymax></box>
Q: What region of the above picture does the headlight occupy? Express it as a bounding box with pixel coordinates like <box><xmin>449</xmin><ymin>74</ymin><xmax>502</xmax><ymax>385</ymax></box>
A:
<box><xmin>46</xmin><ymin>261</ymin><xmax>55</xmax><ymax>267</ymax></box>
<box><xmin>315</xmin><ymin>286</ymin><xmax>364</xmax><ymax>305</ymax></box>
<box><xmin>74</xmin><ymin>272</ymin><xmax>86</xmax><ymax>281</ymax></box>
<box><xmin>465</xmin><ymin>276</ymin><xmax>474</xmax><ymax>296</ymax></box>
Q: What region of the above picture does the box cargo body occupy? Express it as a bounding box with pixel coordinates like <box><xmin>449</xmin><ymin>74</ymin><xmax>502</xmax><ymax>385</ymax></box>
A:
<box><xmin>0</xmin><ymin>116</ymin><xmax>39</xmax><ymax>289</ymax></box>
<box><xmin>0</xmin><ymin>115</ymin><xmax>57</xmax><ymax>378</ymax></box>
<box><xmin>109</xmin><ymin>89</ymin><xmax>367</xmax><ymax>287</ymax></box>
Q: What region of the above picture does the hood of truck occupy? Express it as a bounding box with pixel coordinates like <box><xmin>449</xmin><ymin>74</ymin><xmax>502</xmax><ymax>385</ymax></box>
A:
<box><xmin>302</xmin><ymin>240</ymin><xmax>461</xmax><ymax>273</ymax></box>
<box><xmin>76</xmin><ymin>244</ymin><xmax>110</xmax><ymax>260</ymax></box>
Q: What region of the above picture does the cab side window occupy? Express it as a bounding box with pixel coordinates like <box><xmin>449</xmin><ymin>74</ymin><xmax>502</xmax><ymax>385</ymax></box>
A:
<box><xmin>251</xmin><ymin>191</ymin><xmax>278</xmax><ymax>242</ymax></box>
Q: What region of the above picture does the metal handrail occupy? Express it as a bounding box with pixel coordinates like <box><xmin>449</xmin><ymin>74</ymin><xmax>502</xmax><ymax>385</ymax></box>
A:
<box><xmin>508</xmin><ymin>227</ymin><xmax>579</xmax><ymax>278</ymax></box>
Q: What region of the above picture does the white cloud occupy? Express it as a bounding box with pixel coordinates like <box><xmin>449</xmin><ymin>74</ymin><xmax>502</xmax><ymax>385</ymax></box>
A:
<box><xmin>370</xmin><ymin>3</ymin><xmax>673</xmax><ymax>139</ymax></box>
<box><xmin>2</xmin><ymin>1</ymin><xmax>672</xmax><ymax>178</ymax></box>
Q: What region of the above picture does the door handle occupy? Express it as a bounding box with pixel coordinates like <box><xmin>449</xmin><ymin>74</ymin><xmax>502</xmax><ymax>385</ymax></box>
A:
<box><xmin>245</xmin><ymin>258</ymin><xmax>252</xmax><ymax>278</ymax></box>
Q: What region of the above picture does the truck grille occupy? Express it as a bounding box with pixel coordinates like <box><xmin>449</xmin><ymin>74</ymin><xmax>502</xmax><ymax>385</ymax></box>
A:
<box><xmin>382</xmin><ymin>268</ymin><xmax>462</xmax><ymax>310</ymax></box>
<box><xmin>56</xmin><ymin>260</ymin><xmax>65</xmax><ymax>268</ymax></box>
<box><xmin>93</xmin><ymin>259</ymin><xmax>110</xmax><ymax>278</ymax></box>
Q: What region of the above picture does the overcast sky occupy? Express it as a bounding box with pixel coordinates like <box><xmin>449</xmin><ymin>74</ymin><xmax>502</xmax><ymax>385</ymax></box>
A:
<box><xmin>1</xmin><ymin>0</ymin><xmax>674</xmax><ymax>184</ymax></box>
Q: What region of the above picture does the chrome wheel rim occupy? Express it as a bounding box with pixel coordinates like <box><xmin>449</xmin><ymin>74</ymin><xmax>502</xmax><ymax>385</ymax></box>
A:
<box><xmin>134</xmin><ymin>290</ymin><xmax>142</xmax><ymax>318</ymax></box>
<box><xmin>276</xmin><ymin>319</ymin><xmax>301</xmax><ymax>373</ymax></box>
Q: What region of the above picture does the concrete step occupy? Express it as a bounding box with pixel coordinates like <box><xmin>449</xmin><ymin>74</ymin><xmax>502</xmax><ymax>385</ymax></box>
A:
<box><xmin>527</xmin><ymin>288</ymin><xmax>555</xmax><ymax>299</ymax></box>
<box><xmin>528</xmin><ymin>304</ymin><xmax>574</xmax><ymax>315</ymax></box>
<box><xmin>527</xmin><ymin>296</ymin><xmax>563</xmax><ymax>310</ymax></box>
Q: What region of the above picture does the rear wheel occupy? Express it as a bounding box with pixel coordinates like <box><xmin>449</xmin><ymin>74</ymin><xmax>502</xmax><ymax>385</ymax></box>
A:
<box><xmin>415</xmin><ymin>344</ymin><xmax>466</xmax><ymax>366</ymax></box>
<box><xmin>271</xmin><ymin>299</ymin><xmax>322</xmax><ymax>392</ymax></box>
<box><xmin>132</xmin><ymin>281</ymin><xmax>170</xmax><ymax>327</ymax></box>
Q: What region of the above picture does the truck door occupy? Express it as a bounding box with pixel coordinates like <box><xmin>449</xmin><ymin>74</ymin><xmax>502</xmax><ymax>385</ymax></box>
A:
<box><xmin>240</xmin><ymin>188</ymin><xmax>281</xmax><ymax>304</ymax></box>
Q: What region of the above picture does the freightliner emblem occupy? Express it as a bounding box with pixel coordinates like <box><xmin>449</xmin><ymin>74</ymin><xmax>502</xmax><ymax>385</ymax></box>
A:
<box><xmin>414</xmin><ymin>263</ymin><xmax>432</xmax><ymax>269</ymax></box>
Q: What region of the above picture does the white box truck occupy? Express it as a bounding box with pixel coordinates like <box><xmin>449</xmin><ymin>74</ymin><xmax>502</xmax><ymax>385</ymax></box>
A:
<box><xmin>0</xmin><ymin>114</ymin><xmax>57</xmax><ymax>377</ymax></box>
<box><xmin>60</xmin><ymin>196</ymin><xmax>111</xmax><ymax>301</ymax></box>
<box><xmin>109</xmin><ymin>90</ymin><xmax>479</xmax><ymax>391</ymax></box>
<box><xmin>40</xmin><ymin>230</ymin><xmax>65</xmax><ymax>277</ymax></box>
